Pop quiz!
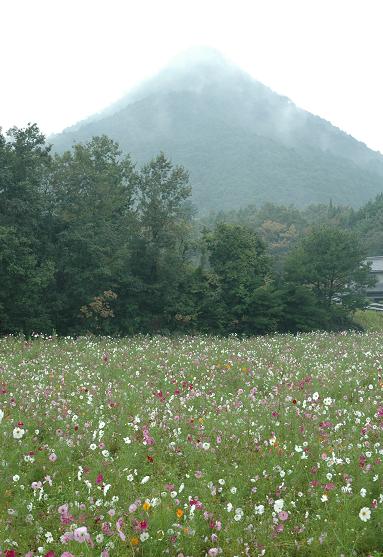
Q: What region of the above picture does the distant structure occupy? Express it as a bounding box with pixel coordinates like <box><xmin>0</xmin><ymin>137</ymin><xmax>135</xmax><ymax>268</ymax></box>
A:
<box><xmin>366</xmin><ymin>256</ymin><xmax>383</xmax><ymax>302</ymax></box>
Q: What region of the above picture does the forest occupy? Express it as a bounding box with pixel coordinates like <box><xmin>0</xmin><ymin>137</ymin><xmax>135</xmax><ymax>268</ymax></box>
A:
<box><xmin>0</xmin><ymin>124</ymin><xmax>380</xmax><ymax>337</ymax></box>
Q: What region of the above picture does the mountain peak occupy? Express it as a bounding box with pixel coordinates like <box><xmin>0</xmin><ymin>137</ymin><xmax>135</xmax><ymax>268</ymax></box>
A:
<box><xmin>51</xmin><ymin>49</ymin><xmax>383</xmax><ymax>211</ymax></box>
<box><xmin>167</xmin><ymin>46</ymin><xmax>232</xmax><ymax>69</ymax></box>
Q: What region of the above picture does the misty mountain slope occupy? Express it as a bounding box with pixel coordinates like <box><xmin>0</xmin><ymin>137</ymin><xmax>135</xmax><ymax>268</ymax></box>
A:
<box><xmin>51</xmin><ymin>48</ymin><xmax>383</xmax><ymax>210</ymax></box>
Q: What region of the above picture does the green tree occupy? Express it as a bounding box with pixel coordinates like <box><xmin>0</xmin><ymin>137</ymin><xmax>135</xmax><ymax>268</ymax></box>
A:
<box><xmin>50</xmin><ymin>135</ymin><xmax>136</xmax><ymax>333</ymax></box>
<box><xmin>0</xmin><ymin>124</ymin><xmax>55</xmax><ymax>333</ymax></box>
<box><xmin>118</xmin><ymin>153</ymin><xmax>193</xmax><ymax>332</ymax></box>
<box><xmin>201</xmin><ymin>223</ymin><xmax>280</xmax><ymax>334</ymax></box>
<box><xmin>285</xmin><ymin>225</ymin><xmax>374</xmax><ymax>317</ymax></box>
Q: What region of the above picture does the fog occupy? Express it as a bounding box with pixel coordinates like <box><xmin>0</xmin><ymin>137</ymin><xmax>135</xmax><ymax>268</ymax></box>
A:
<box><xmin>1</xmin><ymin>0</ymin><xmax>383</xmax><ymax>153</ymax></box>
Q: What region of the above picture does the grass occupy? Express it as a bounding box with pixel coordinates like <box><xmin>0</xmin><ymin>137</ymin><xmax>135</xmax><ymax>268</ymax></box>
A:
<box><xmin>0</xmin><ymin>332</ymin><xmax>383</xmax><ymax>556</ymax></box>
<box><xmin>354</xmin><ymin>310</ymin><xmax>383</xmax><ymax>332</ymax></box>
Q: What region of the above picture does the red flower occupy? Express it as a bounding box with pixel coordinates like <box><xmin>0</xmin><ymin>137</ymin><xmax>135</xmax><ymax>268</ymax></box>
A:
<box><xmin>5</xmin><ymin>550</ymin><xmax>16</xmax><ymax>557</ymax></box>
<box><xmin>147</xmin><ymin>455</ymin><xmax>154</xmax><ymax>463</ymax></box>
<box><xmin>96</xmin><ymin>473</ymin><xmax>103</xmax><ymax>484</ymax></box>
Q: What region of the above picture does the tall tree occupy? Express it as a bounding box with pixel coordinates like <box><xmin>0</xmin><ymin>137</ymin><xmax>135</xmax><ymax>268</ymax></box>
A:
<box><xmin>118</xmin><ymin>153</ymin><xmax>193</xmax><ymax>332</ymax></box>
<box><xmin>0</xmin><ymin>125</ymin><xmax>55</xmax><ymax>333</ymax></box>
<box><xmin>284</xmin><ymin>225</ymin><xmax>374</xmax><ymax>314</ymax></box>
<box><xmin>50</xmin><ymin>135</ymin><xmax>136</xmax><ymax>333</ymax></box>
<box><xmin>201</xmin><ymin>223</ymin><xmax>280</xmax><ymax>333</ymax></box>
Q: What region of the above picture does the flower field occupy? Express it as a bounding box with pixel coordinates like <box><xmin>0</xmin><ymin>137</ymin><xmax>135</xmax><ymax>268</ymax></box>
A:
<box><xmin>1</xmin><ymin>332</ymin><xmax>383</xmax><ymax>557</ymax></box>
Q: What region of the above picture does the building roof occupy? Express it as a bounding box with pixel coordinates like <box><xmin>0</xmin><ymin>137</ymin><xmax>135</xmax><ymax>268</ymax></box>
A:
<box><xmin>367</xmin><ymin>256</ymin><xmax>383</xmax><ymax>272</ymax></box>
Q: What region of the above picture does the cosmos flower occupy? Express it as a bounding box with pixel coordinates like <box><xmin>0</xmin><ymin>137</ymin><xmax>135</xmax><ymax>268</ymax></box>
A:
<box><xmin>13</xmin><ymin>426</ymin><xmax>25</xmax><ymax>439</ymax></box>
<box><xmin>254</xmin><ymin>504</ymin><xmax>265</xmax><ymax>515</ymax></box>
<box><xmin>359</xmin><ymin>507</ymin><xmax>371</xmax><ymax>522</ymax></box>
<box><xmin>73</xmin><ymin>526</ymin><xmax>90</xmax><ymax>542</ymax></box>
<box><xmin>274</xmin><ymin>499</ymin><xmax>284</xmax><ymax>513</ymax></box>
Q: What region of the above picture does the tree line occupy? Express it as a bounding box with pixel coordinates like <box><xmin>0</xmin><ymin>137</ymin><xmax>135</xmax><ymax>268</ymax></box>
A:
<box><xmin>0</xmin><ymin>124</ymin><xmax>376</xmax><ymax>336</ymax></box>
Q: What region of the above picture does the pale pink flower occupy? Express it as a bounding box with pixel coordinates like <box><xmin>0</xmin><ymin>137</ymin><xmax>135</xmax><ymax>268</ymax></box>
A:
<box><xmin>73</xmin><ymin>526</ymin><xmax>90</xmax><ymax>543</ymax></box>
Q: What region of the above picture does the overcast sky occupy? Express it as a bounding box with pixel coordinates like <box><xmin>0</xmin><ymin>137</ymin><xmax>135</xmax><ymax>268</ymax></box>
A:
<box><xmin>1</xmin><ymin>0</ymin><xmax>382</xmax><ymax>152</ymax></box>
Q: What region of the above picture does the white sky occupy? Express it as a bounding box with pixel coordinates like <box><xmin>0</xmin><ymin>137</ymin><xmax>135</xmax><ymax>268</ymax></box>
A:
<box><xmin>1</xmin><ymin>0</ymin><xmax>382</xmax><ymax>153</ymax></box>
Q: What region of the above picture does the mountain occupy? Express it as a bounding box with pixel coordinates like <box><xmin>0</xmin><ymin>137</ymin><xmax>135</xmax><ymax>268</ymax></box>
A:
<box><xmin>50</xmin><ymin>47</ymin><xmax>383</xmax><ymax>211</ymax></box>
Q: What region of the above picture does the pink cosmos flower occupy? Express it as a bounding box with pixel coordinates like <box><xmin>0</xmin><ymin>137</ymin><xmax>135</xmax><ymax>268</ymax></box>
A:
<box><xmin>116</xmin><ymin>517</ymin><xmax>126</xmax><ymax>541</ymax></box>
<box><xmin>143</xmin><ymin>425</ymin><xmax>155</xmax><ymax>446</ymax></box>
<box><xmin>73</xmin><ymin>526</ymin><xmax>90</xmax><ymax>543</ymax></box>
<box><xmin>60</xmin><ymin>531</ymin><xmax>74</xmax><ymax>543</ymax></box>
<box><xmin>101</xmin><ymin>522</ymin><xmax>113</xmax><ymax>535</ymax></box>
<box><xmin>61</xmin><ymin>553</ymin><xmax>75</xmax><ymax>557</ymax></box>
<box><xmin>278</xmin><ymin>511</ymin><xmax>289</xmax><ymax>521</ymax></box>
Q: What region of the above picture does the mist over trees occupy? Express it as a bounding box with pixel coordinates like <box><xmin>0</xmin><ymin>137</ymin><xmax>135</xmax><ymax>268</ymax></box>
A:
<box><xmin>0</xmin><ymin>125</ymin><xmax>378</xmax><ymax>336</ymax></box>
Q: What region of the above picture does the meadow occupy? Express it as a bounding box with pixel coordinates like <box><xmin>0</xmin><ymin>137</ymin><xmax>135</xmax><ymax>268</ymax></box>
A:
<box><xmin>0</xmin><ymin>332</ymin><xmax>383</xmax><ymax>557</ymax></box>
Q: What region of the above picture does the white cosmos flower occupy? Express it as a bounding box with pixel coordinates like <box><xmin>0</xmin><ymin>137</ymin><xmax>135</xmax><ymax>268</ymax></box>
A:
<box><xmin>360</xmin><ymin>488</ymin><xmax>367</xmax><ymax>497</ymax></box>
<box><xmin>13</xmin><ymin>427</ymin><xmax>25</xmax><ymax>439</ymax></box>
<box><xmin>359</xmin><ymin>507</ymin><xmax>371</xmax><ymax>522</ymax></box>
<box><xmin>0</xmin><ymin>408</ymin><xmax>4</xmax><ymax>423</ymax></box>
<box><xmin>141</xmin><ymin>476</ymin><xmax>150</xmax><ymax>484</ymax></box>
<box><xmin>312</xmin><ymin>392</ymin><xmax>319</xmax><ymax>401</ymax></box>
<box><xmin>254</xmin><ymin>504</ymin><xmax>265</xmax><ymax>515</ymax></box>
<box><xmin>274</xmin><ymin>499</ymin><xmax>284</xmax><ymax>512</ymax></box>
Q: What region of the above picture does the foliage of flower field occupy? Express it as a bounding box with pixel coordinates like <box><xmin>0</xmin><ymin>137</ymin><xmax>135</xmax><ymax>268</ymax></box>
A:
<box><xmin>1</xmin><ymin>333</ymin><xmax>383</xmax><ymax>557</ymax></box>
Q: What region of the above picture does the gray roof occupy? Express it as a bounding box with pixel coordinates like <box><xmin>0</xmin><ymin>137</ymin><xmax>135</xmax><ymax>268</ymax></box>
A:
<box><xmin>367</xmin><ymin>256</ymin><xmax>383</xmax><ymax>272</ymax></box>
